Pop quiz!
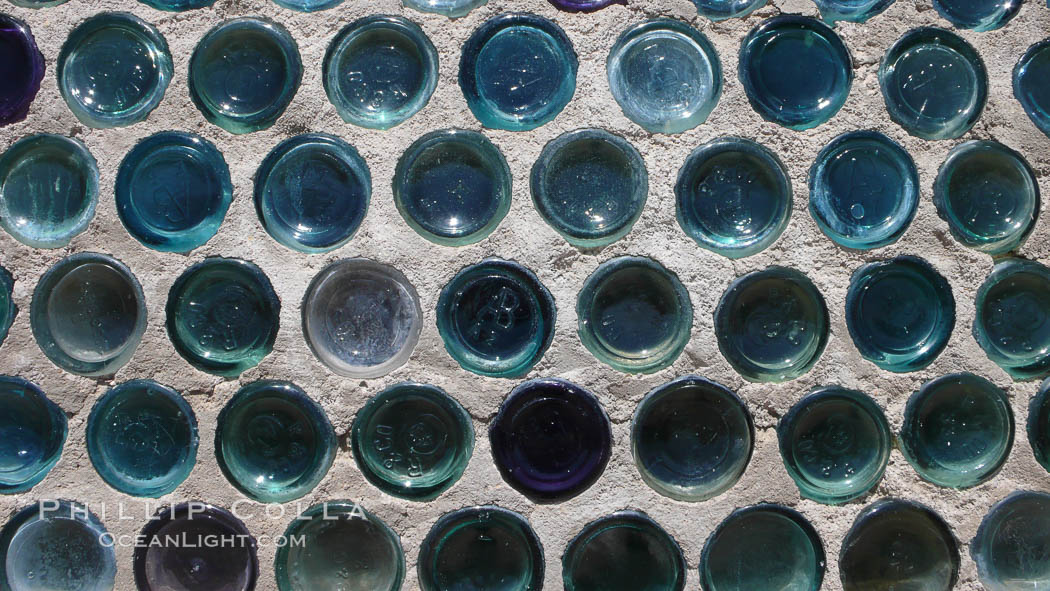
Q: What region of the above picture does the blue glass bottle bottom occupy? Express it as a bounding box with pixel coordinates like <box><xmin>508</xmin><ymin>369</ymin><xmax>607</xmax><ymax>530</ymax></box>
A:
<box><xmin>2</xmin><ymin>502</ymin><xmax>116</xmax><ymax>591</ymax></box>
<box><xmin>0</xmin><ymin>267</ymin><xmax>14</xmax><ymax>347</ymax></box>
<box><xmin>403</xmin><ymin>0</ymin><xmax>488</xmax><ymax>17</ymax></box>
<box><xmin>675</xmin><ymin>136</ymin><xmax>791</xmax><ymax>258</ymax></box>
<box><xmin>0</xmin><ymin>134</ymin><xmax>99</xmax><ymax>248</ymax></box>
<box><xmin>0</xmin><ymin>375</ymin><xmax>67</xmax><ymax>494</ymax></box>
<box><xmin>562</xmin><ymin>511</ymin><xmax>686</xmax><ymax>591</ymax></box>
<box><xmin>932</xmin><ymin>0</ymin><xmax>1020</xmax><ymax>31</ymax></box>
<box><xmin>974</xmin><ymin>259</ymin><xmax>1050</xmax><ymax>379</ymax></box>
<box><xmin>691</xmin><ymin>0</ymin><xmax>766</xmax><ymax>20</ymax></box>
<box><xmin>1015</xmin><ymin>39</ymin><xmax>1050</xmax><ymax>140</ymax></box>
<box><xmin>116</xmin><ymin>131</ymin><xmax>232</xmax><ymax>252</ymax></box>
<box><xmin>972</xmin><ymin>491</ymin><xmax>1050</xmax><ymax>591</ymax></box>
<box><xmin>607</xmin><ymin>20</ymin><xmax>721</xmax><ymax>133</ymax></box>
<box><xmin>393</xmin><ymin>129</ymin><xmax>511</xmax><ymax>245</ymax></box>
<box><xmin>1029</xmin><ymin>379</ymin><xmax>1050</xmax><ymax>473</ymax></box>
<box><xmin>809</xmin><ymin>130</ymin><xmax>919</xmax><ymax>250</ymax></box>
<box><xmin>254</xmin><ymin>133</ymin><xmax>371</xmax><ymax>253</ymax></box>
<box><xmin>880</xmin><ymin>28</ymin><xmax>987</xmax><ymax>140</ymax></box>
<box><xmin>459</xmin><ymin>14</ymin><xmax>578</xmax><ymax>131</ymax></box>
<box><xmin>738</xmin><ymin>16</ymin><xmax>853</xmax><ymax>130</ymax></box>
<box><xmin>813</xmin><ymin>0</ymin><xmax>895</xmax><ymax>22</ymax></box>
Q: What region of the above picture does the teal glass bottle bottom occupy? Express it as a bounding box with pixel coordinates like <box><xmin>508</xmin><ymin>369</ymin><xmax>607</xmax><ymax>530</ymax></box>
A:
<box><xmin>778</xmin><ymin>387</ymin><xmax>891</xmax><ymax>504</ymax></box>
<box><xmin>813</xmin><ymin>0</ymin><xmax>895</xmax><ymax>22</ymax></box>
<box><xmin>418</xmin><ymin>506</ymin><xmax>544</xmax><ymax>591</ymax></box>
<box><xmin>809</xmin><ymin>130</ymin><xmax>919</xmax><ymax>249</ymax></box>
<box><xmin>0</xmin><ymin>267</ymin><xmax>14</xmax><ymax>348</ymax></box>
<box><xmin>393</xmin><ymin>129</ymin><xmax>511</xmax><ymax>246</ymax></box>
<box><xmin>57</xmin><ymin>12</ymin><xmax>173</xmax><ymax>128</ymax></box>
<box><xmin>0</xmin><ymin>134</ymin><xmax>99</xmax><ymax>248</ymax></box>
<box><xmin>563</xmin><ymin>511</ymin><xmax>685</xmax><ymax>591</ymax></box>
<box><xmin>189</xmin><ymin>18</ymin><xmax>302</xmax><ymax>134</ymax></box>
<box><xmin>351</xmin><ymin>382</ymin><xmax>474</xmax><ymax>500</ymax></box>
<box><xmin>459</xmin><ymin>14</ymin><xmax>578</xmax><ymax>131</ymax></box>
<box><xmin>974</xmin><ymin>258</ymin><xmax>1050</xmax><ymax>379</ymax></box>
<box><xmin>880</xmin><ymin>27</ymin><xmax>986</xmax><ymax>140</ymax></box>
<box><xmin>738</xmin><ymin>16</ymin><xmax>852</xmax><ymax>130</ymax></box>
<box><xmin>0</xmin><ymin>375</ymin><xmax>67</xmax><ymax>494</ymax></box>
<box><xmin>840</xmin><ymin>499</ymin><xmax>959</xmax><ymax>590</ymax></box>
<box><xmin>972</xmin><ymin>491</ymin><xmax>1050</xmax><ymax>591</ymax></box>
<box><xmin>715</xmin><ymin>266</ymin><xmax>829</xmax><ymax>382</ymax></box>
<box><xmin>931</xmin><ymin>0</ymin><xmax>1019</xmax><ymax>31</ymax></box>
<box><xmin>86</xmin><ymin>379</ymin><xmax>198</xmax><ymax>497</ymax></box>
<box><xmin>607</xmin><ymin>19</ymin><xmax>721</xmax><ymax>133</ymax></box>
<box><xmin>165</xmin><ymin>257</ymin><xmax>280</xmax><ymax>376</ymax></box>
<box><xmin>254</xmin><ymin>133</ymin><xmax>371</xmax><ymax>253</ymax></box>
<box><xmin>690</xmin><ymin>0</ymin><xmax>766</xmax><ymax>20</ymax></box>
<box><xmin>214</xmin><ymin>380</ymin><xmax>336</xmax><ymax>503</ymax></box>
<box><xmin>1</xmin><ymin>501</ymin><xmax>116</xmax><ymax>591</ymax></box>
<box><xmin>531</xmin><ymin>128</ymin><xmax>648</xmax><ymax>247</ymax></box>
<box><xmin>577</xmin><ymin>256</ymin><xmax>692</xmax><ymax>373</ymax></box>
<box><xmin>436</xmin><ymin>258</ymin><xmax>556</xmax><ymax>377</ymax></box>
<box><xmin>275</xmin><ymin>501</ymin><xmax>404</xmax><ymax>591</ymax></box>
<box><xmin>403</xmin><ymin>0</ymin><xmax>488</xmax><ymax>17</ymax></box>
<box><xmin>115</xmin><ymin>131</ymin><xmax>232</xmax><ymax>252</ymax></box>
<box><xmin>845</xmin><ymin>256</ymin><xmax>955</xmax><ymax>372</ymax></box>
<box><xmin>1029</xmin><ymin>379</ymin><xmax>1050</xmax><ymax>473</ymax></box>
<box><xmin>632</xmin><ymin>376</ymin><xmax>753</xmax><ymax>502</ymax></box>
<box><xmin>900</xmin><ymin>373</ymin><xmax>1013</xmax><ymax>489</ymax></box>
<box><xmin>30</xmin><ymin>252</ymin><xmax>146</xmax><ymax>377</ymax></box>
<box><xmin>1015</xmin><ymin>39</ymin><xmax>1050</xmax><ymax>140</ymax></box>
<box><xmin>700</xmin><ymin>505</ymin><xmax>825</xmax><ymax>591</ymax></box>
<box><xmin>324</xmin><ymin>16</ymin><xmax>438</xmax><ymax>129</ymax></box>
<box><xmin>675</xmin><ymin>136</ymin><xmax>791</xmax><ymax>258</ymax></box>
<box><xmin>933</xmin><ymin>141</ymin><xmax>1038</xmax><ymax>255</ymax></box>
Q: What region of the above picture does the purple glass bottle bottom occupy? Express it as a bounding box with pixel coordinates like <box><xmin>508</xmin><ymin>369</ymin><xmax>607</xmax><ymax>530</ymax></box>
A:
<box><xmin>0</xmin><ymin>15</ymin><xmax>44</xmax><ymax>126</ymax></box>
<box><xmin>548</xmin><ymin>0</ymin><xmax>625</xmax><ymax>11</ymax></box>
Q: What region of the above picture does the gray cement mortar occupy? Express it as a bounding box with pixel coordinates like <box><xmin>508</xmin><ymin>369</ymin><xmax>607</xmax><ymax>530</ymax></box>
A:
<box><xmin>1</xmin><ymin>0</ymin><xmax>1050</xmax><ymax>587</ymax></box>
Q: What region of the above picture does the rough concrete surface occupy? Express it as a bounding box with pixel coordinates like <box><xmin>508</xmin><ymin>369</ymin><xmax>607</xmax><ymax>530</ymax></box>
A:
<box><xmin>1</xmin><ymin>0</ymin><xmax>1050</xmax><ymax>587</ymax></box>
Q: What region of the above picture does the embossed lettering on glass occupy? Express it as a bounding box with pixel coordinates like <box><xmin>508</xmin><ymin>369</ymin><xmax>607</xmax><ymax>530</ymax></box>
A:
<box><xmin>809</xmin><ymin>130</ymin><xmax>919</xmax><ymax>249</ymax></box>
<box><xmin>846</xmin><ymin>256</ymin><xmax>955</xmax><ymax>372</ymax></box>
<box><xmin>393</xmin><ymin>129</ymin><xmax>511</xmax><ymax>246</ymax></box>
<box><xmin>324</xmin><ymin>16</ymin><xmax>438</xmax><ymax>129</ymax></box>
<box><xmin>934</xmin><ymin>140</ymin><xmax>1038</xmax><ymax>255</ymax></box>
<box><xmin>931</xmin><ymin>0</ymin><xmax>1019</xmax><ymax>31</ymax></box>
<box><xmin>972</xmin><ymin>491</ymin><xmax>1050</xmax><ymax>591</ymax></box>
<box><xmin>302</xmin><ymin>258</ymin><xmax>422</xmax><ymax>378</ymax></box>
<box><xmin>880</xmin><ymin>28</ymin><xmax>987</xmax><ymax>140</ymax></box>
<box><xmin>738</xmin><ymin>16</ymin><xmax>853</xmax><ymax>130</ymax></box>
<box><xmin>436</xmin><ymin>259</ymin><xmax>556</xmax><ymax>378</ymax></box>
<box><xmin>215</xmin><ymin>380</ymin><xmax>336</xmax><ymax>503</ymax></box>
<box><xmin>900</xmin><ymin>373</ymin><xmax>1014</xmax><ymax>488</ymax></box>
<box><xmin>700</xmin><ymin>505</ymin><xmax>826</xmax><ymax>591</ymax></box>
<box><xmin>778</xmin><ymin>387</ymin><xmax>891</xmax><ymax>504</ymax></box>
<box><xmin>1015</xmin><ymin>39</ymin><xmax>1050</xmax><ymax>140</ymax></box>
<box><xmin>812</xmin><ymin>0</ymin><xmax>895</xmax><ymax>22</ymax></box>
<box><xmin>0</xmin><ymin>15</ymin><xmax>44</xmax><ymax>127</ymax></box>
<box><xmin>254</xmin><ymin>133</ymin><xmax>371</xmax><ymax>253</ymax></box>
<box><xmin>0</xmin><ymin>134</ymin><xmax>98</xmax><ymax>248</ymax></box>
<box><xmin>351</xmin><ymin>383</ymin><xmax>474</xmax><ymax>500</ymax></box>
<box><xmin>460</xmin><ymin>13</ymin><xmax>578</xmax><ymax>131</ymax></box>
<box><xmin>274</xmin><ymin>501</ymin><xmax>404</xmax><ymax>591</ymax></box>
<box><xmin>166</xmin><ymin>258</ymin><xmax>280</xmax><ymax>377</ymax></box>
<box><xmin>974</xmin><ymin>259</ymin><xmax>1050</xmax><ymax>380</ymax></box>
<box><xmin>57</xmin><ymin>13</ymin><xmax>172</xmax><ymax>128</ymax></box>
<box><xmin>715</xmin><ymin>266</ymin><xmax>829</xmax><ymax>382</ymax></box>
<box><xmin>577</xmin><ymin>256</ymin><xmax>693</xmax><ymax>373</ymax></box>
<box><xmin>403</xmin><ymin>0</ymin><xmax>487</xmax><ymax>17</ymax></box>
<box><xmin>0</xmin><ymin>501</ymin><xmax>116</xmax><ymax>591</ymax></box>
<box><xmin>489</xmin><ymin>378</ymin><xmax>612</xmax><ymax>503</ymax></box>
<box><xmin>0</xmin><ymin>266</ymin><xmax>13</xmax><ymax>348</ymax></box>
<box><xmin>632</xmin><ymin>376</ymin><xmax>753</xmax><ymax>502</ymax></box>
<box><xmin>31</xmin><ymin>252</ymin><xmax>146</xmax><ymax>376</ymax></box>
<box><xmin>418</xmin><ymin>506</ymin><xmax>544</xmax><ymax>591</ymax></box>
<box><xmin>0</xmin><ymin>375</ymin><xmax>66</xmax><ymax>494</ymax></box>
<box><xmin>116</xmin><ymin>131</ymin><xmax>232</xmax><ymax>252</ymax></box>
<box><xmin>1029</xmin><ymin>379</ymin><xmax>1050</xmax><ymax>473</ymax></box>
<box><xmin>839</xmin><ymin>499</ymin><xmax>959</xmax><ymax>591</ymax></box>
<box><xmin>531</xmin><ymin>129</ymin><xmax>647</xmax><ymax>248</ymax></box>
<box><xmin>86</xmin><ymin>380</ymin><xmax>198</xmax><ymax>497</ymax></box>
<box><xmin>562</xmin><ymin>511</ymin><xmax>686</xmax><ymax>591</ymax></box>
<box><xmin>189</xmin><ymin>18</ymin><xmax>302</xmax><ymax>134</ymax></box>
<box><xmin>676</xmin><ymin>136</ymin><xmax>791</xmax><ymax>258</ymax></box>
<box><xmin>607</xmin><ymin>19</ymin><xmax>721</xmax><ymax>133</ymax></box>
<box><xmin>134</xmin><ymin>503</ymin><xmax>258</xmax><ymax>591</ymax></box>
